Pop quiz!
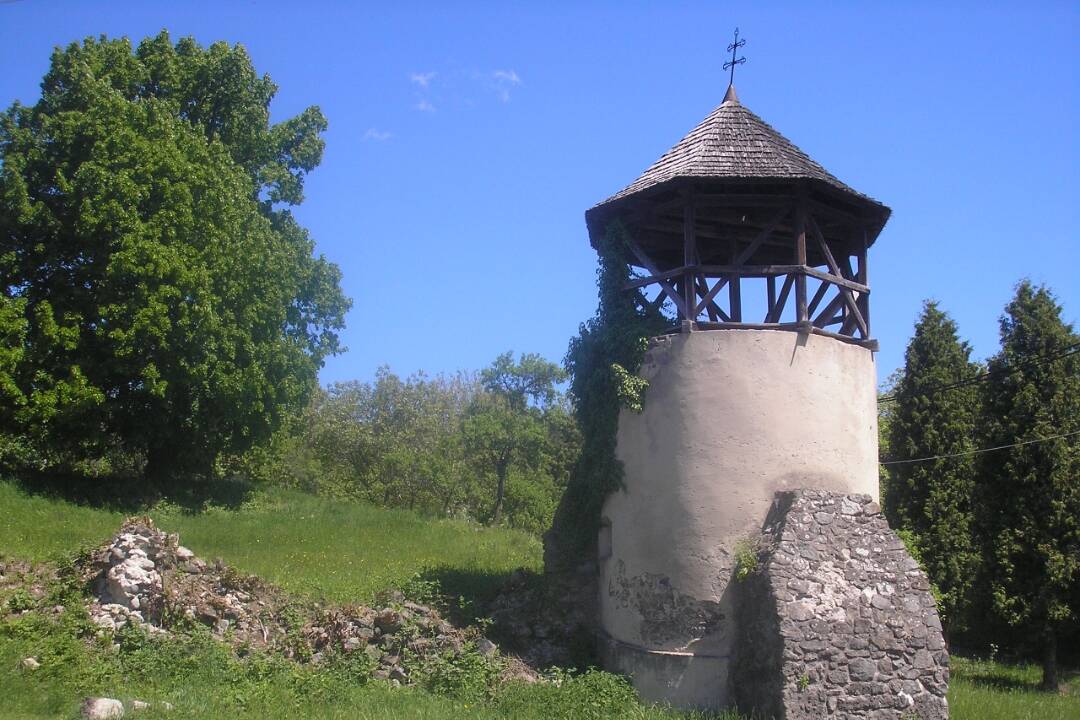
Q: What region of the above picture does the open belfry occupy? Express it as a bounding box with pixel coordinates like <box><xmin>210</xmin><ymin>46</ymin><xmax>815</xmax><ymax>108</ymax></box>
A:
<box><xmin>580</xmin><ymin>39</ymin><xmax>951</xmax><ymax>719</ymax></box>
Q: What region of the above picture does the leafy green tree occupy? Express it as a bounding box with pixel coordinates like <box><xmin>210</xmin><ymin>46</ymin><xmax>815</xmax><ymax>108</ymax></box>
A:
<box><xmin>885</xmin><ymin>301</ymin><xmax>982</xmax><ymax>636</ymax></box>
<box><xmin>977</xmin><ymin>281</ymin><xmax>1079</xmax><ymax>690</ymax></box>
<box><xmin>0</xmin><ymin>33</ymin><xmax>348</xmax><ymax>482</ymax></box>
<box><xmin>464</xmin><ymin>352</ymin><xmax>567</xmax><ymax>525</ymax></box>
<box><xmin>252</xmin><ymin>360</ymin><xmax>577</xmax><ymax>532</ymax></box>
<box><xmin>296</xmin><ymin>369</ymin><xmax>478</xmax><ymax>511</ymax></box>
<box><xmin>0</xmin><ymin>295</ymin><xmax>29</xmax><ymax>466</ymax></box>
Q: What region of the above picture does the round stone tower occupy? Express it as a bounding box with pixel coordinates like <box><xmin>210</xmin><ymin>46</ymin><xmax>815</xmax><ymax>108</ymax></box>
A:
<box><xmin>585</xmin><ymin>83</ymin><xmax>892</xmax><ymax>709</ymax></box>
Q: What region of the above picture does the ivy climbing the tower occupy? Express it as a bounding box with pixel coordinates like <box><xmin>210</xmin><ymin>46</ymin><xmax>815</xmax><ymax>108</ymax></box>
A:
<box><xmin>545</xmin><ymin>223</ymin><xmax>673</xmax><ymax>569</ymax></box>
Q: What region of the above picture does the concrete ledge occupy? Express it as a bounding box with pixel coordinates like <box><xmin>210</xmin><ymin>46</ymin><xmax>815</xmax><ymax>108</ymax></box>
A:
<box><xmin>599</xmin><ymin>631</ymin><xmax>732</xmax><ymax>710</ymax></box>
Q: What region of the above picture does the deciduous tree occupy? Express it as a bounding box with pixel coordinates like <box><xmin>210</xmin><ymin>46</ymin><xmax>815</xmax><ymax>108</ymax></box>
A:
<box><xmin>464</xmin><ymin>352</ymin><xmax>567</xmax><ymax>525</ymax></box>
<box><xmin>0</xmin><ymin>33</ymin><xmax>349</xmax><ymax>483</ymax></box>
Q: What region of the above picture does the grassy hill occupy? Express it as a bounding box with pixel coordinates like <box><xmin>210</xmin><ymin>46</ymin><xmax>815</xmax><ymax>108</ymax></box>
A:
<box><xmin>0</xmin><ymin>483</ymin><xmax>542</xmax><ymax>604</ymax></box>
<box><xmin>1</xmin><ymin>480</ymin><xmax>1077</xmax><ymax>719</ymax></box>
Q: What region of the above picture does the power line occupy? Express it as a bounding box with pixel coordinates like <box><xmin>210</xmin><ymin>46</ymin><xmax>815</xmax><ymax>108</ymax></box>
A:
<box><xmin>878</xmin><ymin>342</ymin><xmax>1080</xmax><ymax>404</ymax></box>
<box><xmin>879</xmin><ymin>429</ymin><xmax>1080</xmax><ymax>466</ymax></box>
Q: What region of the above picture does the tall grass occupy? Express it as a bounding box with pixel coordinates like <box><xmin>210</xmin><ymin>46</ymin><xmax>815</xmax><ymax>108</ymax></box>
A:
<box><xmin>0</xmin><ymin>482</ymin><xmax>541</xmax><ymax>604</ymax></box>
<box><xmin>152</xmin><ymin>490</ymin><xmax>543</xmax><ymax>603</ymax></box>
<box><xmin>0</xmin><ymin>482</ymin><xmax>125</xmax><ymax>561</ymax></box>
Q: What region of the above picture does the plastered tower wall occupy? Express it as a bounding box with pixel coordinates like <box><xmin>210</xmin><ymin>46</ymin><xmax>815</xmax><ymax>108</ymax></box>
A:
<box><xmin>597</xmin><ymin>328</ymin><xmax>878</xmax><ymax>709</ymax></box>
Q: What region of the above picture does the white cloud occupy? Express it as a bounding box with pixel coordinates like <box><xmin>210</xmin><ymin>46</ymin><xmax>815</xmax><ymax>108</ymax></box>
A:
<box><xmin>492</xmin><ymin>69</ymin><xmax>521</xmax><ymax>102</ymax></box>
<box><xmin>410</xmin><ymin>72</ymin><xmax>436</xmax><ymax>88</ymax></box>
<box><xmin>414</xmin><ymin>99</ymin><xmax>436</xmax><ymax>113</ymax></box>
<box><xmin>362</xmin><ymin>128</ymin><xmax>392</xmax><ymax>142</ymax></box>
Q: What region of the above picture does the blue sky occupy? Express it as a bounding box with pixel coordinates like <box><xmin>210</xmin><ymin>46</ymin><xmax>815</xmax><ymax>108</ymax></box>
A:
<box><xmin>2</xmin><ymin>1</ymin><xmax>1077</xmax><ymax>387</ymax></box>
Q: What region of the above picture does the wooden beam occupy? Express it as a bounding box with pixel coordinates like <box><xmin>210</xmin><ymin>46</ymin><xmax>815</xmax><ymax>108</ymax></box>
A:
<box><xmin>683</xmin><ymin>190</ymin><xmax>696</xmax><ymax>321</ymax></box>
<box><xmin>695</xmin><ymin>276</ymin><xmax>718</xmax><ymax>321</ymax></box>
<box><xmin>728</xmin><ymin>238</ymin><xmax>741</xmax><ymax>321</ymax></box>
<box><xmin>623</xmin><ymin>234</ymin><xmax>688</xmax><ymax>317</ymax></box>
<box><xmin>810</xmin><ymin>326</ymin><xmax>879</xmax><ymax>350</ymax></box>
<box><xmin>813</xmin><ymin>293</ymin><xmax>846</xmax><ymax>329</ymax></box>
<box><xmin>695</xmin><ymin>321</ymin><xmax>800</xmax><ymax>331</ymax></box>
<box><xmin>806</xmin><ymin>279</ymin><xmax>831</xmax><ymax>318</ymax></box>
<box><xmin>807</xmin><ymin>213</ymin><xmax>868</xmax><ymax>338</ymax></box>
<box><xmin>795</xmin><ymin>187</ymin><xmax>808</xmax><ymax>323</ymax></box>
<box><xmin>837</xmin><ymin>253</ymin><xmax>868</xmax><ymax>337</ymax></box>
<box><xmin>624</xmin><ymin>266</ymin><xmax>685</xmax><ymax>290</ymax></box>
<box><xmin>688</xmin><ymin>320</ymin><xmax>880</xmax><ymax>348</ymax></box>
<box><xmin>807</xmin><ymin>214</ymin><xmax>843</xmax><ymax>277</ymax></box>
<box><xmin>767</xmin><ymin>275</ymin><xmax>777</xmax><ymax>318</ymax></box>
<box><xmin>697</xmin><ymin>263</ymin><xmax>803</xmax><ymax>276</ymax></box>
<box><xmin>695</xmin><ymin>276</ymin><xmax>730</xmax><ymax>322</ymax></box>
<box><xmin>690</xmin><ymin>194</ymin><xmax>794</xmax><ymax>208</ymax></box>
<box><xmin>807</xmin><ymin>197</ymin><xmax>873</xmax><ymax>226</ymax></box>
<box><xmin>802</xmin><ymin>266</ymin><xmax>870</xmax><ymax>294</ymax></box>
<box><xmin>765</xmin><ymin>274</ymin><xmax>795</xmax><ymax>323</ymax></box>
<box><xmin>857</xmin><ymin>228</ymin><xmax>870</xmax><ymax>337</ymax></box>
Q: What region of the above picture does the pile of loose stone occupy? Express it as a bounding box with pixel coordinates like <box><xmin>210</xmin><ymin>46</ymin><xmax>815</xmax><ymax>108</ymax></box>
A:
<box><xmin>79</xmin><ymin>518</ymin><xmax>537</xmax><ymax>687</ymax></box>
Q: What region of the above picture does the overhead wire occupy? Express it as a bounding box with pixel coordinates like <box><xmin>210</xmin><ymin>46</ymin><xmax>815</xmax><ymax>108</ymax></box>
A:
<box><xmin>879</xmin><ymin>429</ymin><xmax>1080</xmax><ymax>466</ymax></box>
<box><xmin>877</xmin><ymin>342</ymin><xmax>1080</xmax><ymax>404</ymax></box>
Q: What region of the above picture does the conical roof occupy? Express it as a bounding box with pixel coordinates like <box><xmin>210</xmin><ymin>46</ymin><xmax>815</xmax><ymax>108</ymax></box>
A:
<box><xmin>590</xmin><ymin>85</ymin><xmax>883</xmax><ymax>212</ymax></box>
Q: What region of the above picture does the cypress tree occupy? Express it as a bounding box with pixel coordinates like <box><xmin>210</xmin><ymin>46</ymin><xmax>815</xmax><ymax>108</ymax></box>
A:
<box><xmin>886</xmin><ymin>300</ymin><xmax>981</xmax><ymax>637</ymax></box>
<box><xmin>978</xmin><ymin>281</ymin><xmax>1079</xmax><ymax>691</ymax></box>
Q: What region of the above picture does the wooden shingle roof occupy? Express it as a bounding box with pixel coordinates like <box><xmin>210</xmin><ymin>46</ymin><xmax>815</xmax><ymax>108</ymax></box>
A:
<box><xmin>591</xmin><ymin>85</ymin><xmax>880</xmax><ymax>211</ymax></box>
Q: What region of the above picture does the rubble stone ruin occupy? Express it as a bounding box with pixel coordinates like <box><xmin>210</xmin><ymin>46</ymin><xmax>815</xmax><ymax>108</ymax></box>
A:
<box><xmin>566</xmin><ymin>81</ymin><xmax>949</xmax><ymax>718</ymax></box>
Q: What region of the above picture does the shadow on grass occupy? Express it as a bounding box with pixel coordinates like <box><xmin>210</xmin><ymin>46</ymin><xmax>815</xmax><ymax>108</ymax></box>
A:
<box><xmin>12</xmin><ymin>469</ymin><xmax>256</xmax><ymax>514</ymax></box>
<box><xmin>962</xmin><ymin>672</ymin><xmax>1039</xmax><ymax>693</ymax></box>
<box><xmin>959</xmin><ymin>663</ymin><xmax>1080</xmax><ymax>695</ymax></box>
<box><xmin>421</xmin><ymin>566</ymin><xmax>521</xmax><ymax>615</ymax></box>
<box><xmin>419</xmin><ymin>565</ymin><xmax>600</xmax><ymax>671</ymax></box>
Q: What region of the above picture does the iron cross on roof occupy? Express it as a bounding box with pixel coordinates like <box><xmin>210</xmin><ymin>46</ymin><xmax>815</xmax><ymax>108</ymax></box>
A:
<box><xmin>724</xmin><ymin>27</ymin><xmax>747</xmax><ymax>86</ymax></box>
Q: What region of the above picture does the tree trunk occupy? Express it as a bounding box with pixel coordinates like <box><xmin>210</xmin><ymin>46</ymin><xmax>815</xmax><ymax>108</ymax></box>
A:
<box><xmin>492</xmin><ymin>459</ymin><xmax>508</xmax><ymax>525</ymax></box>
<box><xmin>1041</xmin><ymin>626</ymin><xmax>1059</xmax><ymax>692</ymax></box>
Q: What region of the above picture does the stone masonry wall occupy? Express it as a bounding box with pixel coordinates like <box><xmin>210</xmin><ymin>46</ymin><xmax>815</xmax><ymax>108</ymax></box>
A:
<box><xmin>732</xmin><ymin>490</ymin><xmax>949</xmax><ymax>720</ymax></box>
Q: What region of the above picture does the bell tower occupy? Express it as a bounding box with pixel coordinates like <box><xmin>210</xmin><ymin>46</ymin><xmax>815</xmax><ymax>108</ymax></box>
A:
<box><xmin>586</xmin><ymin>79</ymin><xmax>891</xmax><ymax>709</ymax></box>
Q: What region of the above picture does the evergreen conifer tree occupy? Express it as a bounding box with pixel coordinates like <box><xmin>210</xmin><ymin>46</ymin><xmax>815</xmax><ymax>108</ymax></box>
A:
<box><xmin>886</xmin><ymin>300</ymin><xmax>981</xmax><ymax>637</ymax></box>
<box><xmin>978</xmin><ymin>281</ymin><xmax>1079</xmax><ymax>691</ymax></box>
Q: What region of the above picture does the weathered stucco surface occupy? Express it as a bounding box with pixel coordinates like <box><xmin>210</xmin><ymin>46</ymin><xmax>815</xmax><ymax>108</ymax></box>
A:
<box><xmin>598</xmin><ymin>329</ymin><xmax>878</xmax><ymax>709</ymax></box>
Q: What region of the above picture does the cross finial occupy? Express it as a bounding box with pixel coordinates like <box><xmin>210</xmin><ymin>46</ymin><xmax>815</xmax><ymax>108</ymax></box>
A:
<box><xmin>724</xmin><ymin>27</ymin><xmax>747</xmax><ymax>87</ymax></box>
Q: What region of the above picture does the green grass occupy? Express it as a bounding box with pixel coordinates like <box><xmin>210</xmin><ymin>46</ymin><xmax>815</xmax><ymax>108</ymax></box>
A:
<box><xmin>0</xmin><ymin>607</ymin><xmax>722</xmax><ymax>720</ymax></box>
<box><xmin>2</xmin><ymin>479</ymin><xmax>1077</xmax><ymax>720</ymax></box>
<box><xmin>0</xmin><ymin>482</ymin><xmax>541</xmax><ymax>604</ymax></box>
<box><xmin>152</xmin><ymin>490</ymin><xmax>543</xmax><ymax>604</ymax></box>
<box><xmin>0</xmin><ymin>482</ymin><xmax>125</xmax><ymax>561</ymax></box>
<box><xmin>949</xmin><ymin>655</ymin><xmax>1080</xmax><ymax>720</ymax></box>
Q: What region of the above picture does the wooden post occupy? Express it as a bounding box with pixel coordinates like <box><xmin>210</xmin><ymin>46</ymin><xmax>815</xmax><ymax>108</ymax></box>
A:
<box><xmin>767</xmin><ymin>275</ymin><xmax>777</xmax><ymax>315</ymax></box>
<box><xmin>857</xmin><ymin>227</ymin><xmax>870</xmax><ymax>338</ymax></box>
<box><xmin>794</xmin><ymin>186</ymin><xmax>808</xmax><ymax>325</ymax></box>
<box><xmin>728</xmin><ymin>237</ymin><xmax>742</xmax><ymax>322</ymax></box>
<box><xmin>683</xmin><ymin>188</ymin><xmax>697</xmax><ymax>324</ymax></box>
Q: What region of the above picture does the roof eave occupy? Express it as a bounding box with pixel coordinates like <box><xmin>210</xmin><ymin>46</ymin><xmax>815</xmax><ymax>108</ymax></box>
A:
<box><xmin>586</xmin><ymin>176</ymin><xmax>892</xmax><ymax>249</ymax></box>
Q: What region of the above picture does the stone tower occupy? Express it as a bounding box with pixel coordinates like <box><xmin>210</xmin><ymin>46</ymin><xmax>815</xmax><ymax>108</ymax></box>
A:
<box><xmin>582</xmin><ymin>84</ymin><xmax>949</xmax><ymax>718</ymax></box>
